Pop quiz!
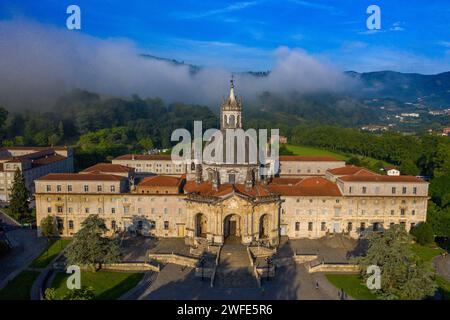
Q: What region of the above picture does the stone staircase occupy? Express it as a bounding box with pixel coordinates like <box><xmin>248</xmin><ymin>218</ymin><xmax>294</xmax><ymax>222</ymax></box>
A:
<box><xmin>214</xmin><ymin>243</ymin><xmax>258</xmax><ymax>288</ymax></box>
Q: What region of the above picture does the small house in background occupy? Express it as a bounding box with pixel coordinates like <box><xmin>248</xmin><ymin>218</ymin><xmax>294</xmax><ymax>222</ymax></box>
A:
<box><xmin>385</xmin><ymin>166</ymin><xmax>400</xmax><ymax>176</ymax></box>
<box><xmin>270</xmin><ymin>135</ymin><xmax>287</xmax><ymax>144</ymax></box>
<box><xmin>442</xmin><ymin>127</ymin><xmax>450</xmax><ymax>136</ymax></box>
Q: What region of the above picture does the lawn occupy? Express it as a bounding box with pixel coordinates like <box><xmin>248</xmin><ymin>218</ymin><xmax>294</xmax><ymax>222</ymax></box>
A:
<box><xmin>30</xmin><ymin>239</ymin><xmax>71</xmax><ymax>268</ymax></box>
<box><xmin>285</xmin><ymin>144</ymin><xmax>392</xmax><ymax>172</ymax></box>
<box><xmin>436</xmin><ymin>276</ymin><xmax>450</xmax><ymax>300</ymax></box>
<box><xmin>284</xmin><ymin>144</ymin><xmax>348</xmax><ymax>160</ymax></box>
<box><xmin>0</xmin><ymin>270</ymin><xmax>40</xmax><ymax>300</ymax></box>
<box><xmin>411</xmin><ymin>243</ymin><xmax>445</xmax><ymax>263</ymax></box>
<box><xmin>325</xmin><ymin>274</ymin><xmax>379</xmax><ymax>300</ymax></box>
<box><xmin>411</xmin><ymin>243</ymin><xmax>445</xmax><ymax>272</ymax></box>
<box><xmin>50</xmin><ymin>271</ymin><xmax>144</xmax><ymax>300</ymax></box>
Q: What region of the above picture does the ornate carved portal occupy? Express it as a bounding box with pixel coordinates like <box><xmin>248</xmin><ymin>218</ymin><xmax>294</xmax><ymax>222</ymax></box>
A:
<box><xmin>223</xmin><ymin>214</ymin><xmax>241</xmax><ymax>242</ymax></box>
<box><xmin>259</xmin><ymin>214</ymin><xmax>270</xmax><ymax>239</ymax></box>
<box><xmin>195</xmin><ymin>213</ymin><xmax>207</xmax><ymax>238</ymax></box>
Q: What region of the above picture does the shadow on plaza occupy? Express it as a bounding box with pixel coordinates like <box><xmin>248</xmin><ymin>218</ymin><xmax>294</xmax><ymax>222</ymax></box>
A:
<box><xmin>144</xmin><ymin>242</ymin><xmax>301</xmax><ymax>300</ymax></box>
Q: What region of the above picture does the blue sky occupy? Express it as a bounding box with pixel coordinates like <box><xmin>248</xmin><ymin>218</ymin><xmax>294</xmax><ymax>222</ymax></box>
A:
<box><xmin>1</xmin><ymin>0</ymin><xmax>450</xmax><ymax>73</ymax></box>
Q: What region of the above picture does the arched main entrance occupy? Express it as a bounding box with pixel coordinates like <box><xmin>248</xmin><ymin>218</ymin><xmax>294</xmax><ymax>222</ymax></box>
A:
<box><xmin>195</xmin><ymin>213</ymin><xmax>207</xmax><ymax>237</ymax></box>
<box><xmin>224</xmin><ymin>214</ymin><xmax>241</xmax><ymax>243</ymax></box>
<box><xmin>259</xmin><ymin>214</ymin><xmax>270</xmax><ymax>239</ymax></box>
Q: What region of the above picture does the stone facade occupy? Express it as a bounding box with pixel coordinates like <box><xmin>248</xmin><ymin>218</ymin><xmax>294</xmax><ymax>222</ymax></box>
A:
<box><xmin>34</xmin><ymin>81</ymin><xmax>429</xmax><ymax>246</ymax></box>
<box><xmin>0</xmin><ymin>146</ymin><xmax>73</xmax><ymax>201</ymax></box>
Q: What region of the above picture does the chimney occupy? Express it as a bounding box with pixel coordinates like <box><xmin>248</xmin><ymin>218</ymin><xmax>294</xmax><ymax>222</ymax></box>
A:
<box><xmin>131</xmin><ymin>154</ymin><xmax>135</xmax><ymax>161</ymax></box>
<box><xmin>212</xmin><ymin>170</ymin><xmax>220</xmax><ymax>191</ymax></box>
<box><xmin>245</xmin><ymin>168</ymin><xmax>254</xmax><ymax>190</ymax></box>
<box><xmin>195</xmin><ymin>164</ymin><xmax>202</xmax><ymax>184</ymax></box>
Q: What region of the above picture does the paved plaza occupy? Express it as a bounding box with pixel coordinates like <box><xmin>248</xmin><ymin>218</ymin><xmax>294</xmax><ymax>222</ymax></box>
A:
<box><xmin>118</xmin><ymin>234</ymin><xmax>364</xmax><ymax>300</ymax></box>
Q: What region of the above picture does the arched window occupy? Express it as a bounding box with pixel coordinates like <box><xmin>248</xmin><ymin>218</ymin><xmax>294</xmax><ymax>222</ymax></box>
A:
<box><xmin>229</xmin><ymin>115</ymin><xmax>235</xmax><ymax>126</ymax></box>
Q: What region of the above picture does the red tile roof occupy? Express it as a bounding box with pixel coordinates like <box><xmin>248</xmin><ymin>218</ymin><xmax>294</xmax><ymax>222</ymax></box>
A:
<box><xmin>80</xmin><ymin>163</ymin><xmax>134</xmax><ymax>173</ymax></box>
<box><xmin>138</xmin><ymin>175</ymin><xmax>183</xmax><ymax>187</ymax></box>
<box><xmin>114</xmin><ymin>154</ymin><xmax>172</xmax><ymax>161</ymax></box>
<box><xmin>37</xmin><ymin>173</ymin><xmax>126</xmax><ymax>181</ymax></box>
<box><xmin>338</xmin><ymin>175</ymin><xmax>426</xmax><ymax>183</ymax></box>
<box><xmin>326</xmin><ymin>166</ymin><xmax>376</xmax><ymax>176</ymax></box>
<box><xmin>184</xmin><ymin>181</ymin><xmax>272</xmax><ymax>198</ymax></box>
<box><xmin>279</xmin><ymin>155</ymin><xmax>340</xmax><ymax>162</ymax></box>
<box><xmin>32</xmin><ymin>154</ymin><xmax>67</xmax><ymax>166</ymax></box>
<box><xmin>184</xmin><ymin>177</ymin><xmax>342</xmax><ymax>197</ymax></box>
<box><xmin>267</xmin><ymin>177</ymin><xmax>342</xmax><ymax>196</ymax></box>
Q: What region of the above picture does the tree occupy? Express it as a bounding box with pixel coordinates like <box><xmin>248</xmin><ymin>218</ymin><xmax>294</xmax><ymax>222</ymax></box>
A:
<box><xmin>410</xmin><ymin>222</ymin><xmax>434</xmax><ymax>245</ymax></box>
<box><xmin>427</xmin><ymin>202</ymin><xmax>450</xmax><ymax>237</ymax></box>
<box><xmin>9</xmin><ymin>168</ymin><xmax>30</xmax><ymax>222</ymax></box>
<box><xmin>356</xmin><ymin>225</ymin><xmax>436</xmax><ymax>300</ymax></box>
<box><xmin>65</xmin><ymin>215</ymin><xmax>121</xmax><ymax>271</ymax></box>
<box><xmin>63</xmin><ymin>287</ymin><xmax>95</xmax><ymax>300</ymax></box>
<box><xmin>40</xmin><ymin>216</ymin><xmax>58</xmax><ymax>238</ymax></box>
<box><xmin>400</xmin><ymin>159</ymin><xmax>420</xmax><ymax>176</ymax></box>
<box><xmin>138</xmin><ymin>136</ymin><xmax>154</xmax><ymax>151</ymax></box>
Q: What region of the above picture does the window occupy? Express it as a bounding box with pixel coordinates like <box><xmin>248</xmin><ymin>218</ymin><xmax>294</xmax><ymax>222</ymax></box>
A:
<box><xmin>84</xmin><ymin>185</ymin><xmax>89</xmax><ymax>192</ymax></box>
<box><xmin>308</xmin><ymin>222</ymin><xmax>313</xmax><ymax>231</ymax></box>
<box><xmin>295</xmin><ymin>222</ymin><xmax>300</xmax><ymax>231</ymax></box>
<box><xmin>410</xmin><ymin>222</ymin><xmax>416</xmax><ymax>229</ymax></box>
<box><xmin>97</xmin><ymin>185</ymin><xmax>102</xmax><ymax>192</ymax></box>
<box><xmin>68</xmin><ymin>220</ymin><xmax>74</xmax><ymax>229</ymax></box>
<box><xmin>228</xmin><ymin>174</ymin><xmax>235</xmax><ymax>184</ymax></box>
<box><xmin>392</xmin><ymin>187</ymin><xmax>396</xmax><ymax>194</ymax></box>
<box><xmin>402</xmin><ymin>187</ymin><xmax>407</xmax><ymax>194</ymax></box>
<box><xmin>373</xmin><ymin>223</ymin><xmax>379</xmax><ymax>231</ymax></box>
<box><xmin>68</xmin><ymin>207</ymin><xmax>73</xmax><ymax>213</ymax></box>
<box><xmin>362</xmin><ymin>186</ymin><xmax>367</xmax><ymax>194</ymax></box>
<box><xmin>85</xmin><ymin>208</ymin><xmax>89</xmax><ymax>214</ymax></box>
<box><xmin>347</xmin><ymin>222</ymin><xmax>353</xmax><ymax>232</ymax></box>
<box><xmin>400</xmin><ymin>221</ymin><xmax>406</xmax><ymax>229</ymax></box>
<box><xmin>57</xmin><ymin>185</ymin><xmax>62</xmax><ymax>192</ymax></box>
<box><xmin>111</xmin><ymin>208</ymin><xmax>116</xmax><ymax>214</ymax></box>
<box><xmin>360</xmin><ymin>222</ymin><xmax>366</xmax><ymax>231</ymax></box>
<box><xmin>149</xmin><ymin>220</ymin><xmax>156</xmax><ymax>229</ymax></box>
<box><xmin>110</xmin><ymin>185</ymin><xmax>115</xmax><ymax>192</ymax></box>
<box><xmin>111</xmin><ymin>220</ymin><xmax>116</xmax><ymax>230</ymax></box>
<box><xmin>68</xmin><ymin>185</ymin><xmax>72</xmax><ymax>192</ymax></box>
<box><xmin>321</xmin><ymin>222</ymin><xmax>326</xmax><ymax>231</ymax></box>
<box><xmin>412</xmin><ymin>210</ymin><xmax>415</xmax><ymax>216</ymax></box>
<box><xmin>124</xmin><ymin>207</ymin><xmax>129</xmax><ymax>214</ymax></box>
<box><xmin>349</xmin><ymin>186</ymin><xmax>353</xmax><ymax>194</ymax></box>
<box><xmin>57</xmin><ymin>206</ymin><xmax>63</xmax><ymax>213</ymax></box>
<box><xmin>46</xmin><ymin>185</ymin><xmax>51</xmax><ymax>192</ymax></box>
<box><xmin>47</xmin><ymin>207</ymin><xmax>52</xmax><ymax>213</ymax></box>
<box><xmin>390</xmin><ymin>210</ymin><xmax>395</xmax><ymax>215</ymax></box>
<box><xmin>413</xmin><ymin>187</ymin><xmax>417</xmax><ymax>195</ymax></box>
<box><xmin>164</xmin><ymin>221</ymin><xmax>169</xmax><ymax>230</ymax></box>
<box><xmin>401</xmin><ymin>208</ymin><xmax>405</xmax><ymax>216</ymax></box>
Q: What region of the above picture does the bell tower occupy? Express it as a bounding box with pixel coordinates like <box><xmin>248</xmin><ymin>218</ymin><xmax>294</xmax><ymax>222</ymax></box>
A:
<box><xmin>220</xmin><ymin>77</ymin><xmax>243</xmax><ymax>130</ymax></box>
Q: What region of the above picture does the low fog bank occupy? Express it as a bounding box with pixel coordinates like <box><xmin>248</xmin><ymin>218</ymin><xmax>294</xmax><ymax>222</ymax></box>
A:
<box><xmin>0</xmin><ymin>19</ymin><xmax>358</xmax><ymax>111</ymax></box>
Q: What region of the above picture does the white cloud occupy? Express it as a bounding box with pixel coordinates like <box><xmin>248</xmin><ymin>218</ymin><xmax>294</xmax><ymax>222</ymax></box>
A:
<box><xmin>174</xmin><ymin>1</ymin><xmax>263</xmax><ymax>19</ymax></box>
<box><xmin>0</xmin><ymin>19</ymin><xmax>355</xmax><ymax>110</ymax></box>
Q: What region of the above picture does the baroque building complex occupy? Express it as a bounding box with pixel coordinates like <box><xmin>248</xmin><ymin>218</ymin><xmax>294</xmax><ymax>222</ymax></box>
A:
<box><xmin>35</xmin><ymin>81</ymin><xmax>429</xmax><ymax>246</ymax></box>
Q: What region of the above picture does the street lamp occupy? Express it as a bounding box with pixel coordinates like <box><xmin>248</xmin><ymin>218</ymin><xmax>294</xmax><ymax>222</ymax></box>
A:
<box><xmin>265</xmin><ymin>257</ymin><xmax>272</xmax><ymax>281</ymax></box>
<box><xmin>199</xmin><ymin>257</ymin><xmax>205</xmax><ymax>281</ymax></box>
